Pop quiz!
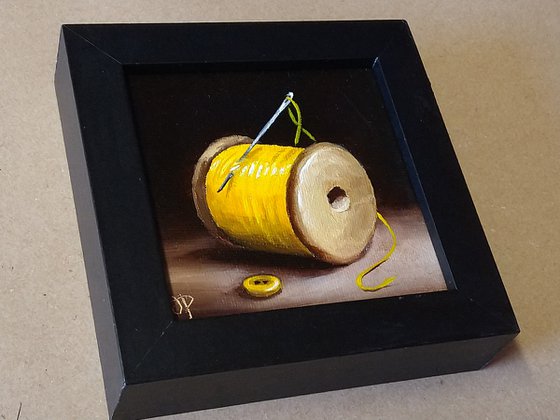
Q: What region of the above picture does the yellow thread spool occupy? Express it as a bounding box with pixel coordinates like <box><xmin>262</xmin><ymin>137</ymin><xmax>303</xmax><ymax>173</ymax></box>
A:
<box><xmin>192</xmin><ymin>135</ymin><xmax>377</xmax><ymax>265</ymax></box>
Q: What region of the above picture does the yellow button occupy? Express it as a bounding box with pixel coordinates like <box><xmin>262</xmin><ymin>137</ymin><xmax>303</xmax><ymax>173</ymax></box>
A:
<box><xmin>243</xmin><ymin>274</ymin><xmax>282</xmax><ymax>298</ymax></box>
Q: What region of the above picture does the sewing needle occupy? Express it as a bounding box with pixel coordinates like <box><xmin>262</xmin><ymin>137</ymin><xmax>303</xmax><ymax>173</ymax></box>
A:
<box><xmin>217</xmin><ymin>92</ymin><xmax>294</xmax><ymax>192</ymax></box>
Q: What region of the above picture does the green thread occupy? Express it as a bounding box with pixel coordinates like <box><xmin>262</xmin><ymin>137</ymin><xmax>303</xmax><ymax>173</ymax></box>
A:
<box><xmin>286</xmin><ymin>97</ymin><xmax>316</xmax><ymax>145</ymax></box>
<box><xmin>288</xmin><ymin>110</ymin><xmax>316</xmax><ymax>142</ymax></box>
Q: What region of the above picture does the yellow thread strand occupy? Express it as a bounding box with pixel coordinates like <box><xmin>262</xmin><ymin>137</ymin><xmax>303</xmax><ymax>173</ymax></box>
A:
<box><xmin>302</xmin><ymin>127</ymin><xmax>315</xmax><ymax>141</ymax></box>
<box><xmin>287</xmin><ymin>97</ymin><xmax>302</xmax><ymax>145</ymax></box>
<box><xmin>356</xmin><ymin>212</ymin><xmax>397</xmax><ymax>292</ymax></box>
<box><xmin>206</xmin><ymin>144</ymin><xmax>312</xmax><ymax>256</ymax></box>
<box><xmin>287</xmin><ymin>97</ymin><xmax>315</xmax><ymax>145</ymax></box>
<box><xmin>289</xmin><ymin>108</ymin><xmax>316</xmax><ymax>143</ymax></box>
<box><xmin>289</xmin><ymin>109</ymin><xmax>316</xmax><ymax>143</ymax></box>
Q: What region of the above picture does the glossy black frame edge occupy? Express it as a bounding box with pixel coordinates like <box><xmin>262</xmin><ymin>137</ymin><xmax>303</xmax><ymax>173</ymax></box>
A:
<box><xmin>55</xmin><ymin>21</ymin><xmax>519</xmax><ymax>420</ymax></box>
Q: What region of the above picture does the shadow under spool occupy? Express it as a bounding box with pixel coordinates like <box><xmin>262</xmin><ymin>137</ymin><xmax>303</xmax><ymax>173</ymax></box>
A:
<box><xmin>192</xmin><ymin>135</ymin><xmax>377</xmax><ymax>265</ymax></box>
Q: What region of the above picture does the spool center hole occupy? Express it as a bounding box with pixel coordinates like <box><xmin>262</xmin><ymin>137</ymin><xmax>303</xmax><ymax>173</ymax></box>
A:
<box><xmin>327</xmin><ymin>186</ymin><xmax>350</xmax><ymax>212</ymax></box>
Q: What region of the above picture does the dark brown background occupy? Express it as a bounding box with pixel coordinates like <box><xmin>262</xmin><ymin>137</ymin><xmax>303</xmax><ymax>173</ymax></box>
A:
<box><xmin>127</xmin><ymin>67</ymin><xmax>418</xmax><ymax>235</ymax></box>
<box><xmin>127</xmin><ymin>66</ymin><xmax>447</xmax><ymax>318</ymax></box>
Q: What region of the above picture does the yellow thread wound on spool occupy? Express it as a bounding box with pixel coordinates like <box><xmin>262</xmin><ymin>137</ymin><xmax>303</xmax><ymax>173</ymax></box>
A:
<box><xmin>205</xmin><ymin>144</ymin><xmax>312</xmax><ymax>256</ymax></box>
<box><xmin>194</xmin><ymin>136</ymin><xmax>377</xmax><ymax>264</ymax></box>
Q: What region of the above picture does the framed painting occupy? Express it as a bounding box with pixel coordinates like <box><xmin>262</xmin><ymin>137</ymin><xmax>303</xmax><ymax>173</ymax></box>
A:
<box><xmin>55</xmin><ymin>21</ymin><xmax>518</xmax><ymax>419</ymax></box>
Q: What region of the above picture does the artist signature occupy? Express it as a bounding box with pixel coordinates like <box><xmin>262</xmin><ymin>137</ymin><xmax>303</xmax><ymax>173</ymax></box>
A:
<box><xmin>171</xmin><ymin>294</ymin><xmax>194</xmax><ymax>319</ymax></box>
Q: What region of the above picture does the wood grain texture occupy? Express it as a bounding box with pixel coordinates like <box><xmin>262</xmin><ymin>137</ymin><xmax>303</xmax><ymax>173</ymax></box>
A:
<box><xmin>288</xmin><ymin>142</ymin><xmax>377</xmax><ymax>264</ymax></box>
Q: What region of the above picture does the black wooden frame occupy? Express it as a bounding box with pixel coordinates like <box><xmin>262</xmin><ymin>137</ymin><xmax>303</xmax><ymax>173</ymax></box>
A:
<box><xmin>55</xmin><ymin>21</ymin><xmax>518</xmax><ymax>420</ymax></box>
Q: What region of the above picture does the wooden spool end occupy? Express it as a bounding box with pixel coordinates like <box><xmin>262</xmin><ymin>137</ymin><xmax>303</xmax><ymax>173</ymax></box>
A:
<box><xmin>191</xmin><ymin>135</ymin><xmax>252</xmax><ymax>242</ymax></box>
<box><xmin>288</xmin><ymin>142</ymin><xmax>377</xmax><ymax>265</ymax></box>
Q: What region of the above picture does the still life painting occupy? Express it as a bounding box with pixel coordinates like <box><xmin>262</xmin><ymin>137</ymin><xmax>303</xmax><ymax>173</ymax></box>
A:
<box><xmin>127</xmin><ymin>66</ymin><xmax>450</xmax><ymax>319</ymax></box>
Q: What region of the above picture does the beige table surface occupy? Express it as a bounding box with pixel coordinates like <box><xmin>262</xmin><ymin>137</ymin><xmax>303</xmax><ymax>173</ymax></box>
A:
<box><xmin>1</xmin><ymin>1</ymin><xmax>559</xmax><ymax>419</ymax></box>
